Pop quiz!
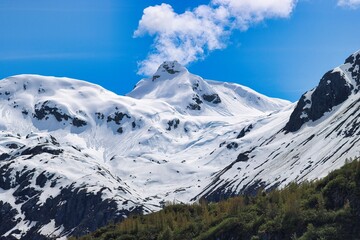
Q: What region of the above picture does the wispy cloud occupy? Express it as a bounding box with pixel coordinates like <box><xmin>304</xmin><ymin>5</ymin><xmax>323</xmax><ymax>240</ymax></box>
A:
<box><xmin>338</xmin><ymin>0</ymin><xmax>360</xmax><ymax>8</ymax></box>
<box><xmin>134</xmin><ymin>0</ymin><xmax>297</xmax><ymax>75</ymax></box>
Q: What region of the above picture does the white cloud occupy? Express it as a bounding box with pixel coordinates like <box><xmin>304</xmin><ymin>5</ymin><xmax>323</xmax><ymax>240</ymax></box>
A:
<box><xmin>134</xmin><ymin>4</ymin><xmax>229</xmax><ymax>75</ymax></box>
<box><xmin>135</xmin><ymin>0</ymin><xmax>297</xmax><ymax>75</ymax></box>
<box><xmin>213</xmin><ymin>0</ymin><xmax>296</xmax><ymax>29</ymax></box>
<box><xmin>338</xmin><ymin>0</ymin><xmax>360</xmax><ymax>8</ymax></box>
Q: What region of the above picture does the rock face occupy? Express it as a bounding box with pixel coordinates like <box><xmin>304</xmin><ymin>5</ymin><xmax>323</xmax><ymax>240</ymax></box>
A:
<box><xmin>0</xmin><ymin>132</ymin><xmax>146</xmax><ymax>239</ymax></box>
<box><xmin>159</xmin><ymin>61</ymin><xmax>182</xmax><ymax>75</ymax></box>
<box><xmin>284</xmin><ymin>51</ymin><xmax>360</xmax><ymax>132</ymax></box>
<box><xmin>284</xmin><ymin>70</ymin><xmax>353</xmax><ymax>132</ymax></box>
<box><xmin>345</xmin><ymin>51</ymin><xmax>360</xmax><ymax>85</ymax></box>
<box><xmin>202</xmin><ymin>93</ymin><xmax>221</xmax><ymax>104</ymax></box>
<box><xmin>3</xmin><ymin>186</ymin><xmax>140</xmax><ymax>239</ymax></box>
<box><xmin>0</xmin><ymin>201</ymin><xmax>18</xmax><ymax>237</ymax></box>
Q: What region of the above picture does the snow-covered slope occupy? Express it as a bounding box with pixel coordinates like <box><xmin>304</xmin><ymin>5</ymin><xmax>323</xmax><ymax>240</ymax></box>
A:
<box><xmin>0</xmin><ymin>67</ymin><xmax>289</xmax><ymax>239</ymax></box>
<box><xmin>1</xmin><ymin>50</ymin><xmax>360</xmax><ymax>239</ymax></box>
<box><xmin>128</xmin><ymin>61</ymin><xmax>289</xmax><ymax>116</ymax></box>
<box><xmin>196</xmin><ymin>50</ymin><xmax>360</xmax><ymax>201</ymax></box>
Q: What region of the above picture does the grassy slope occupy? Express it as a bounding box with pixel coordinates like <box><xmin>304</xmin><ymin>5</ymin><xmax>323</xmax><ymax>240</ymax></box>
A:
<box><xmin>73</xmin><ymin>159</ymin><xmax>360</xmax><ymax>240</ymax></box>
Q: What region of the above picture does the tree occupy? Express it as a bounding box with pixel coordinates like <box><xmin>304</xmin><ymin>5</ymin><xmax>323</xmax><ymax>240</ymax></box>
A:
<box><xmin>157</xmin><ymin>226</ymin><xmax>174</xmax><ymax>240</ymax></box>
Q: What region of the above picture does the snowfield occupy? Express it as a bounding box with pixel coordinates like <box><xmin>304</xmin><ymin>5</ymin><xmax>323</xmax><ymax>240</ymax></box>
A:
<box><xmin>0</xmin><ymin>51</ymin><xmax>360</xmax><ymax>238</ymax></box>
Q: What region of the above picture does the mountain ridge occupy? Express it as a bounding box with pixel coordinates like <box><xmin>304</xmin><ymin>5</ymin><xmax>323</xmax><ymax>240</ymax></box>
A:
<box><xmin>0</xmin><ymin>50</ymin><xmax>359</xmax><ymax>239</ymax></box>
<box><xmin>128</xmin><ymin>61</ymin><xmax>289</xmax><ymax>116</ymax></box>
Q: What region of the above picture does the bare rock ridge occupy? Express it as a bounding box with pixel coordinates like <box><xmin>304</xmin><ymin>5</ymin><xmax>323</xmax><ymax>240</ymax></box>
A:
<box><xmin>151</xmin><ymin>61</ymin><xmax>187</xmax><ymax>81</ymax></box>
<box><xmin>284</xmin><ymin>51</ymin><xmax>360</xmax><ymax>132</ymax></box>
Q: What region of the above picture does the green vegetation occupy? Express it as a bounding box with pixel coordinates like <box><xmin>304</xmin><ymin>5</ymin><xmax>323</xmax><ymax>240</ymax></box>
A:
<box><xmin>72</xmin><ymin>159</ymin><xmax>360</xmax><ymax>240</ymax></box>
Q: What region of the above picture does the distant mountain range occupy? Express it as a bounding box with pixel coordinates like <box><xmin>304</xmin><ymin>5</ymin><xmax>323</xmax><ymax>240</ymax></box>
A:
<box><xmin>0</xmin><ymin>50</ymin><xmax>359</xmax><ymax>239</ymax></box>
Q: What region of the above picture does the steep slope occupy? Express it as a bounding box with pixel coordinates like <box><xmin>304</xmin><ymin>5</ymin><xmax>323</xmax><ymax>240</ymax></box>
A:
<box><xmin>0</xmin><ymin>69</ymin><xmax>288</xmax><ymax>238</ymax></box>
<box><xmin>78</xmin><ymin>159</ymin><xmax>360</xmax><ymax>240</ymax></box>
<box><xmin>0</xmin><ymin>132</ymin><xmax>144</xmax><ymax>239</ymax></box>
<box><xmin>197</xmin><ymin>50</ymin><xmax>360</xmax><ymax>201</ymax></box>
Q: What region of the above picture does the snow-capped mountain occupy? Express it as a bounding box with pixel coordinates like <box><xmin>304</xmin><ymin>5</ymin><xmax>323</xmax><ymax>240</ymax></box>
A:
<box><xmin>0</xmin><ymin>63</ymin><xmax>289</xmax><ymax>239</ymax></box>
<box><xmin>0</xmin><ymin>50</ymin><xmax>359</xmax><ymax>239</ymax></box>
<box><xmin>129</xmin><ymin>61</ymin><xmax>288</xmax><ymax>116</ymax></box>
<box><xmin>197</xmin><ymin>50</ymin><xmax>360</xmax><ymax>201</ymax></box>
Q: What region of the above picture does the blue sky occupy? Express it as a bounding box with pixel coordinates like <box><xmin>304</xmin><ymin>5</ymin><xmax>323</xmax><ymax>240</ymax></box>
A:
<box><xmin>0</xmin><ymin>0</ymin><xmax>359</xmax><ymax>101</ymax></box>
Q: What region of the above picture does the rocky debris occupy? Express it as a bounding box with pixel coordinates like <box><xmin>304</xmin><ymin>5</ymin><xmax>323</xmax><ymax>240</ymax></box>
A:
<box><xmin>202</xmin><ymin>93</ymin><xmax>221</xmax><ymax>104</ymax></box>
<box><xmin>226</xmin><ymin>142</ymin><xmax>239</xmax><ymax>150</ymax></box>
<box><xmin>152</xmin><ymin>75</ymin><xmax>160</xmax><ymax>81</ymax></box>
<box><xmin>166</xmin><ymin>119</ymin><xmax>180</xmax><ymax>131</ymax></box>
<box><xmin>95</xmin><ymin>112</ymin><xmax>104</xmax><ymax>120</ymax></box>
<box><xmin>187</xmin><ymin>94</ymin><xmax>203</xmax><ymax>110</ymax></box>
<box><xmin>161</xmin><ymin>62</ymin><xmax>181</xmax><ymax>75</ymax></box>
<box><xmin>33</xmin><ymin>101</ymin><xmax>87</xmax><ymax>127</ymax></box>
<box><xmin>192</xmin><ymin>82</ymin><xmax>199</xmax><ymax>91</ymax></box>
<box><xmin>107</xmin><ymin>112</ymin><xmax>130</xmax><ymax>125</ymax></box>
<box><xmin>237</xmin><ymin>124</ymin><xmax>253</xmax><ymax>139</ymax></box>
<box><xmin>72</xmin><ymin>117</ymin><xmax>87</xmax><ymax>127</ymax></box>
<box><xmin>187</xmin><ymin>103</ymin><xmax>201</xmax><ymax>110</ymax></box>
<box><xmin>21</xmin><ymin>145</ymin><xmax>64</xmax><ymax>158</ymax></box>
<box><xmin>33</xmin><ymin>101</ymin><xmax>71</xmax><ymax>122</ymax></box>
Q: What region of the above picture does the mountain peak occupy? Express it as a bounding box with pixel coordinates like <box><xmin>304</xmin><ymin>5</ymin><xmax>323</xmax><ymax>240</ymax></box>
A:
<box><xmin>128</xmin><ymin>61</ymin><xmax>289</xmax><ymax>116</ymax></box>
<box><xmin>151</xmin><ymin>61</ymin><xmax>188</xmax><ymax>81</ymax></box>
<box><xmin>284</xmin><ymin>49</ymin><xmax>360</xmax><ymax>132</ymax></box>
<box><xmin>344</xmin><ymin>49</ymin><xmax>360</xmax><ymax>67</ymax></box>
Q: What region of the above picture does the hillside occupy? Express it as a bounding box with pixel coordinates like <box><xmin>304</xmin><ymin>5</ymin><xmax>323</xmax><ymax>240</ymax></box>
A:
<box><xmin>74</xmin><ymin>159</ymin><xmax>360</xmax><ymax>240</ymax></box>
